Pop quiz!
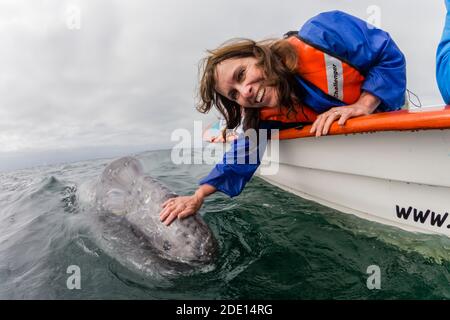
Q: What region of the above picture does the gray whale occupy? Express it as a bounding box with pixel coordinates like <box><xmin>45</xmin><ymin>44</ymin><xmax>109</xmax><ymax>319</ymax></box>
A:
<box><xmin>79</xmin><ymin>156</ymin><xmax>217</xmax><ymax>272</ymax></box>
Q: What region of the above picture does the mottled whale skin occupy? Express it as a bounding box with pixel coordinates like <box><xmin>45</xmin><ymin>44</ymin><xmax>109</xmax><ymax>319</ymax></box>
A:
<box><xmin>81</xmin><ymin>156</ymin><xmax>217</xmax><ymax>267</ymax></box>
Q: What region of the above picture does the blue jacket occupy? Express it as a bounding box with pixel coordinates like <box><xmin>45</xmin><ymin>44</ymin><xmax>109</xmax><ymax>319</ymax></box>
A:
<box><xmin>199</xmin><ymin>10</ymin><xmax>407</xmax><ymax>197</ymax></box>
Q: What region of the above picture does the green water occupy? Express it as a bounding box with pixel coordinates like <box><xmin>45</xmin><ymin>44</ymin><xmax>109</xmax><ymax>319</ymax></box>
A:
<box><xmin>0</xmin><ymin>149</ymin><xmax>449</xmax><ymax>299</ymax></box>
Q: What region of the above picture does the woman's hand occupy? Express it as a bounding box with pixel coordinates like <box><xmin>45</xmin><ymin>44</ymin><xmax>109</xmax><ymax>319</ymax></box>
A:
<box><xmin>159</xmin><ymin>184</ymin><xmax>216</xmax><ymax>226</ymax></box>
<box><xmin>310</xmin><ymin>92</ymin><xmax>381</xmax><ymax>137</ymax></box>
<box><xmin>159</xmin><ymin>194</ymin><xmax>204</xmax><ymax>226</ymax></box>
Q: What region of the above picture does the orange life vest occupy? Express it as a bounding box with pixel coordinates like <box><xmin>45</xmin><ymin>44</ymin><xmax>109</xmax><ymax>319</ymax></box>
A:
<box><xmin>260</xmin><ymin>104</ymin><xmax>317</xmax><ymax>124</ymax></box>
<box><xmin>260</xmin><ymin>34</ymin><xmax>366</xmax><ymax>124</ymax></box>
<box><xmin>288</xmin><ymin>35</ymin><xmax>365</xmax><ymax>104</ymax></box>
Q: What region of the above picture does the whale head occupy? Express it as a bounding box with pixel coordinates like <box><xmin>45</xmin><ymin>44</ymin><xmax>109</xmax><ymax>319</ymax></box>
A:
<box><xmin>90</xmin><ymin>156</ymin><xmax>218</xmax><ymax>267</ymax></box>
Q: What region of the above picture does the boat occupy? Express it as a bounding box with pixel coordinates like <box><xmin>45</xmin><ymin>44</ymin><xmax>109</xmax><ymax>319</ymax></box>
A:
<box><xmin>257</xmin><ymin>105</ymin><xmax>450</xmax><ymax>237</ymax></box>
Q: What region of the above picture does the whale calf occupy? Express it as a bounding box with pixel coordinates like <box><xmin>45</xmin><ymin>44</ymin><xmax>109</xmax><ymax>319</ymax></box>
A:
<box><xmin>79</xmin><ymin>156</ymin><xmax>217</xmax><ymax>271</ymax></box>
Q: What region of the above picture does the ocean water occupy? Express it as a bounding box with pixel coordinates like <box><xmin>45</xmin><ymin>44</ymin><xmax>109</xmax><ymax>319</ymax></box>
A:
<box><xmin>1</xmin><ymin>149</ymin><xmax>450</xmax><ymax>300</ymax></box>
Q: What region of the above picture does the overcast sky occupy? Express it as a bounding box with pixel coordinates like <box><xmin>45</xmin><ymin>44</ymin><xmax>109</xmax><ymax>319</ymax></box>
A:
<box><xmin>0</xmin><ymin>0</ymin><xmax>446</xmax><ymax>170</ymax></box>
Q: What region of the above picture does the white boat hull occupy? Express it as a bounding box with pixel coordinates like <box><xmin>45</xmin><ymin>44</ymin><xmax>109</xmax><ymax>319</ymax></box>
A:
<box><xmin>258</xmin><ymin>129</ymin><xmax>450</xmax><ymax>237</ymax></box>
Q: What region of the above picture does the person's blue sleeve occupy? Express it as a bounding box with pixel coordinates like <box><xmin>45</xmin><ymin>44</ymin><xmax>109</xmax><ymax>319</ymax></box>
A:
<box><xmin>199</xmin><ymin>134</ymin><xmax>268</xmax><ymax>198</ymax></box>
<box><xmin>436</xmin><ymin>0</ymin><xmax>450</xmax><ymax>104</ymax></box>
<box><xmin>299</xmin><ymin>10</ymin><xmax>406</xmax><ymax>111</ymax></box>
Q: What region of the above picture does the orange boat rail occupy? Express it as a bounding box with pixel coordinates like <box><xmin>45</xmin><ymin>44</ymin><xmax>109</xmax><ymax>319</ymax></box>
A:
<box><xmin>277</xmin><ymin>105</ymin><xmax>450</xmax><ymax>140</ymax></box>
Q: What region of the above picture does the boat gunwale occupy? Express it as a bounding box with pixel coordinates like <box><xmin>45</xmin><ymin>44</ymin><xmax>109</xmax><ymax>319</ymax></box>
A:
<box><xmin>276</xmin><ymin>105</ymin><xmax>450</xmax><ymax>140</ymax></box>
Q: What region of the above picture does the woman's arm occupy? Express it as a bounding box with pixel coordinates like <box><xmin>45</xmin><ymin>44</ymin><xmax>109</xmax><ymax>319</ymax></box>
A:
<box><xmin>159</xmin><ymin>133</ymin><xmax>268</xmax><ymax>226</ymax></box>
<box><xmin>299</xmin><ymin>10</ymin><xmax>406</xmax><ymax>111</ymax></box>
<box><xmin>197</xmin><ymin>134</ymin><xmax>266</xmax><ymax>197</ymax></box>
<box><xmin>159</xmin><ymin>184</ymin><xmax>217</xmax><ymax>226</ymax></box>
<box><xmin>299</xmin><ymin>10</ymin><xmax>405</xmax><ymax>136</ymax></box>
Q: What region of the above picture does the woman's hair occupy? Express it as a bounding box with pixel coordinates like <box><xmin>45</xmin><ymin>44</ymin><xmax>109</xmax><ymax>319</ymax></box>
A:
<box><xmin>197</xmin><ymin>38</ymin><xmax>302</xmax><ymax>140</ymax></box>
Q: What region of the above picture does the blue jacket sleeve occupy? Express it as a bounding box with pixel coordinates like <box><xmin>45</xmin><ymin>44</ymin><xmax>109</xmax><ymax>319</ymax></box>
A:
<box><xmin>299</xmin><ymin>10</ymin><xmax>406</xmax><ymax>111</ymax></box>
<box><xmin>199</xmin><ymin>133</ymin><xmax>268</xmax><ymax>198</ymax></box>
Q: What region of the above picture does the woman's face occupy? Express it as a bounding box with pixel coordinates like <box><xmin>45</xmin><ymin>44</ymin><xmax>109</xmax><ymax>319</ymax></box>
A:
<box><xmin>214</xmin><ymin>57</ymin><xmax>278</xmax><ymax>108</ymax></box>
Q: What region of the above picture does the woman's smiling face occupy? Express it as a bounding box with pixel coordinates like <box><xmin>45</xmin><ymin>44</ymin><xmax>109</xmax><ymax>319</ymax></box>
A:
<box><xmin>214</xmin><ymin>57</ymin><xmax>278</xmax><ymax>108</ymax></box>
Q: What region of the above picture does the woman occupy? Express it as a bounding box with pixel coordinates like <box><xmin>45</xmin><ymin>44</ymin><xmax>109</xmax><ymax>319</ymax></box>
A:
<box><xmin>160</xmin><ymin>10</ymin><xmax>406</xmax><ymax>226</ymax></box>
